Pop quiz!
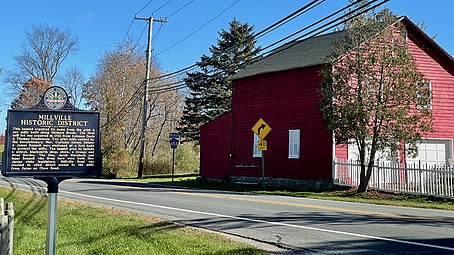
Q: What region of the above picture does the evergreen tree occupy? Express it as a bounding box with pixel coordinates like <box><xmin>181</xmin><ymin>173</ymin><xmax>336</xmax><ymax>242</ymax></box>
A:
<box><xmin>179</xmin><ymin>19</ymin><xmax>259</xmax><ymax>142</ymax></box>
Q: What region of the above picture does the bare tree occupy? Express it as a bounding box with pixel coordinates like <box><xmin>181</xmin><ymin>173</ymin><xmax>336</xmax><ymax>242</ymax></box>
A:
<box><xmin>16</xmin><ymin>24</ymin><xmax>79</xmax><ymax>84</ymax></box>
<box><xmin>83</xmin><ymin>41</ymin><xmax>147</xmax><ymax>155</ymax></box>
<box><xmin>56</xmin><ymin>66</ymin><xmax>85</xmax><ymax>108</ymax></box>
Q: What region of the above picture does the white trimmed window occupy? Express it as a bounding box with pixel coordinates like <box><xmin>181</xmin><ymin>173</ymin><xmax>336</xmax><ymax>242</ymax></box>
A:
<box><xmin>253</xmin><ymin>134</ymin><xmax>262</xmax><ymax>158</ymax></box>
<box><xmin>288</xmin><ymin>129</ymin><xmax>300</xmax><ymax>159</ymax></box>
<box><xmin>416</xmin><ymin>80</ymin><xmax>432</xmax><ymax>109</ymax></box>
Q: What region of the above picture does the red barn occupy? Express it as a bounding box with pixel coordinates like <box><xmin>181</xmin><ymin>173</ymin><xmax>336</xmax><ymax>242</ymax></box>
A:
<box><xmin>200</xmin><ymin>17</ymin><xmax>454</xmax><ymax>190</ymax></box>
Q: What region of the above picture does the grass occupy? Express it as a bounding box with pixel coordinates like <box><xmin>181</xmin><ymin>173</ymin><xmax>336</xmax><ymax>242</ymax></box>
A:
<box><xmin>134</xmin><ymin>176</ymin><xmax>454</xmax><ymax>211</ymax></box>
<box><xmin>124</xmin><ymin>173</ymin><xmax>200</xmax><ymax>183</ymax></box>
<box><xmin>256</xmin><ymin>189</ymin><xmax>454</xmax><ymax>211</ymax></box>
<box><xmin>1</xmin><ymin>187</ymin><xmax>267</xmax><ymax>255</ymax></box>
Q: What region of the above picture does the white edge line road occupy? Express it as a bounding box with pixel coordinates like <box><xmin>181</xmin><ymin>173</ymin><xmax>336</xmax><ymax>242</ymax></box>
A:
<box><xmin>4</xmin><ymin>180</ymin><xmax>454</xmax><ymax>252</ymax></box>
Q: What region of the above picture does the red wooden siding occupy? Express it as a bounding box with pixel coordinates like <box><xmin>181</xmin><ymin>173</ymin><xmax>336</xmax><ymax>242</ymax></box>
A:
<box><xmin>200</xmin><ymin>113</ymin><xmax>232</xmax><ymax>179</ymax></box>
<box><xmin>231</xmin><ymin>65</ymin><xmax>333</xmax><ymax>181</ymax></box>
<box><xmin>407</xmin><ymin>29</ymin><xmax>454</xmax><ymax>157</ymax></box>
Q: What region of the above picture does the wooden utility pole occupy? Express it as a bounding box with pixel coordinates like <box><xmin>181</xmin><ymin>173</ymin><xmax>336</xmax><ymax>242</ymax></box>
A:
<box><xmin>135</xmin><ymin>17</ymin><xmax>167</xmax><ymax>178</ymax></box>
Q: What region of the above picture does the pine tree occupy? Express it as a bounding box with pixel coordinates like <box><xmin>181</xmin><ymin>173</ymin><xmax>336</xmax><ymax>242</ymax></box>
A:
<box><xmin>179</xmin><ymin>19</ymin><xmax>259</xmax><ymax>142</ymax></box>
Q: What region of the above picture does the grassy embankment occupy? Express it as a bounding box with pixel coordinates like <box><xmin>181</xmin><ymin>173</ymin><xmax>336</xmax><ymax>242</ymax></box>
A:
<box><xmin>134</xmin><ymin>174</ymin><xmax>454</xmax><ymax>211</ymax></box>
<box><xmin>1</xmin><ymin>187</ymin><xmax>266</xmax><ymax>255</ymax></box>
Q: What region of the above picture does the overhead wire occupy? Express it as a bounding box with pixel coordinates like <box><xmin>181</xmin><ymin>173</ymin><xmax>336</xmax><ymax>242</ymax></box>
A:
<box><xmin>120</xmin><ymin>0</ymin><xmax>155</xmax><ymax>47</ymax></box>
<box><xmin>255</xmin><ymin>0</ymin><xmax>325</xmax><ymax>38</ymax></box>
<box><xmin>148</xmin><ymin>0</ymin><xmax>324</xmax><ymax>82</ymax></box>
<box><xmin>152</xmin><ymin>23</ymin><xmax>164</xmax><ymax>44</ymax></box>
<box><xmin>149</xmin><ymin>0</ymin><xmax>381</xmax><ymax>84</ymax></box>
<box><xmin>256</xmin><ymin>0</ymin><xmax>390</xmax><ymax>61</ymax></box>
<box><xmin>152</xmin><ymin>0</ymin><xmax>172</xmax><ymax>15</ymax></box>
<box><xmin>146</xmin><ymin>0</ymin><xmax>388</xmax><ymax>95</ymax></box>
<box><xmin>165</xmin><ymin>0</ymin><xmax>195</xmax><ymax>19</ymax></box>
<box><xmin>132</xmin><ymin>23</ymin><xmax>149</xmax><ymax>50</ymax></box>
<box><xmin>104</xmin><ymin>0</ymin><xmax>388</xmax><ymax>128</ymax></box>
<box><xmin>156</xmin><ymin>0</ymin><xmax>240</xmax><ymax>56</ymax></box>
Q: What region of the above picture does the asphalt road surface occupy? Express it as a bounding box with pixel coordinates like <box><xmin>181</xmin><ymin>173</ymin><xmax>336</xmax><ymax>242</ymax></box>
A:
<box><xmin>1</xmin><ymin>177</ymin><xmax>454</xmax><ymax>255</ymax></box>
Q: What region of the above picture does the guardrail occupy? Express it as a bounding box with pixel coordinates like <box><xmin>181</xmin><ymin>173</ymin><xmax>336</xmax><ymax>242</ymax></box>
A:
<box><xmin>334</xmin><ymin>158</ymin><xmax>454</xmax><ymax>198</ymax></box>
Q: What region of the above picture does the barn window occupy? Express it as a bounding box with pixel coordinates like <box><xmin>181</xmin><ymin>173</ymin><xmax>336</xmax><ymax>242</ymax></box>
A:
<box><xmin>288</xmin><ymin>129</ymin><xmax>300</xmax><ymax>159</ymax></box>
<box><xmin>253</xmin><ymin>134</ymin><xmax>262</xmax><ymax>158</ymax></box>
<box><xmin>416</xmin><ymin>80</ymin><xmax>432</xmax><ymax>109</ymax></box>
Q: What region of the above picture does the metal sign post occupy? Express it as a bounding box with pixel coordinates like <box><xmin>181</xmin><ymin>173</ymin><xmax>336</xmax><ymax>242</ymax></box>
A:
<box><xmin>252</xmin><ymin>119</ymin><xmax>271</xmax><ymax>189</ymax></box>
<box><xmin>36</xmin><ymin>177</ymin><xmax>66</xmax><ymax>255</ymax></box>
<box><xmin>258</xmin><ymin>140</ymin><xmax>267</xmax><ymax>188</ymax></box>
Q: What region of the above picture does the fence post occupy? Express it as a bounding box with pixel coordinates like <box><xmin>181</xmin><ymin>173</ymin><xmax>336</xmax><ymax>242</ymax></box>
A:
<box><xmin>0</xmin><ymin>199</ymin><xmax>14</xmax><ymax>255</ymax></box>
<box><xmin>6</xmin><ymin>203</ymin><xmax>14</xmax><ymax>255</ymax></box>
<box><xmin>0</xmin><ymin>198</ymin><xmax>6</xmax><ymax>255</ymax></box>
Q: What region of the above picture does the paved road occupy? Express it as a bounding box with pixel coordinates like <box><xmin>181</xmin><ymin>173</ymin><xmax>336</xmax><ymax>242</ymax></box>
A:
<box><xmin>1</xmin><ymin>177</ymin><xmax>454</xmax><ymax>254</ymax></box>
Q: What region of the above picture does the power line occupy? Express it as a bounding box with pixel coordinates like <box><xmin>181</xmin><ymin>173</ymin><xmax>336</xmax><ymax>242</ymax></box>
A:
<box><xmin>147</xmin><ymin>0</ymin><xmax>324</xmax><ymax>82</ymax></box>
<box><xmin>105</xmin><ymin>0</ymin><xmax>389</xmax><ymax>128</ymax></box>
<box><xmin>152</xmin><ymin>0</ymin><xmax>171</xmax><ymax>15</ymax></box>
<box><xmin>156</xmin><ymin>0</ymin><xmax>240</xmax><ymax>56</ymax></box>
<box><xmin>148</xmin><ymin>0</ymin><xmax>374</xmax><ymax>83</ymax></box>
<box><xmin>136</xmin><ymin>0</ymin><xmax>154</xmax><ymax>15</ymax></box>
<box><xmin>258</xmin><ymin>0</ymin><xmax>390</xmax><ymax>60</ymax></box>
<box><xmin>133</xmin><ymin>23</ymin><xmax>148</xmax><ymax>50</ymax></box>
<box><xmin>165</xmin><ymin>0</ymin><xmax>194</xmax><ymax>19</ymax></box>
<box><xmin>119</xmin><ymin>0</ymin><xmax>155</xmax><ymax>47</ymax></box>
<box><xmin>150</xmin><ymin>0</ymin><xmax>388</xmax><ymax>94</ymax></box>
<box><xmin>149</xmin><ymin>1</ymin><xmax>377</xmax><ymax>100</ymax></box>
<box><xmin>255</xmin><ymin>0</ymin><xmax>325</xmax><ymax>38</ymax></box>
<box><xmin>152</xmin><ymin>23</ymin><xmax>164</xmax><ymax>44</ymax></box>
<box><xmin>260</xmin><ymin>0</ymin><xmax>368</xmax><ymax>54</ymax></box>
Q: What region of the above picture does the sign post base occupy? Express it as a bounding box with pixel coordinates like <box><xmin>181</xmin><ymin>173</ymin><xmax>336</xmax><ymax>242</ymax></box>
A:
<box><xmin>35</xmin><ymin>177</ymin><xmax>69</xmax><ymax>255</ymax></box>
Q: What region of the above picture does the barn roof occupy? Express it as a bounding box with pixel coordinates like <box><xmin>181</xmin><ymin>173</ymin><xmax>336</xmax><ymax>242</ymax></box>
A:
<box><xmin>231</xmin><ymin>16</ymin><xmax>453</xmax><ymax>81</ymax></box>
<box><xmin>230</xmin><ymin>30</ymin><xmax>347</xmax><ymax>80</ymax></box>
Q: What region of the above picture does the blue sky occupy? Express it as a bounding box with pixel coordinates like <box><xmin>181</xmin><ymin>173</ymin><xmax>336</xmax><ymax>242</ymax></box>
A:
<box><xmin>0</xmin><ymin>0</ymin><xmax>453</xmax><ymax>133</ymax></box>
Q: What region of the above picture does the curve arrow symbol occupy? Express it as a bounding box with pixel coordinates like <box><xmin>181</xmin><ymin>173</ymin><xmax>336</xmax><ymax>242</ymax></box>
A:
<box><xmin>258</xmin><ymin>124</ymin><xmax>266</xmax><ymax>135</ymax></box>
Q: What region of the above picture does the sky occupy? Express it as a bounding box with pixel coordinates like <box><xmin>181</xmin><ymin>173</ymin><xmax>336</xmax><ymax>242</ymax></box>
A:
<box><xmin>0</xmin><ymin>0</ymin><xmax>453</xmax><ymax>133</ymax></box>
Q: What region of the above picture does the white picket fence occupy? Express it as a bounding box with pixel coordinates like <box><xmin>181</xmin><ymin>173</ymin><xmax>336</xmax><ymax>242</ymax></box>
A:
<box><xmin>334</xmin><ymin>158</ymin><xmax>454</xmax><ymax>198</ymax></box>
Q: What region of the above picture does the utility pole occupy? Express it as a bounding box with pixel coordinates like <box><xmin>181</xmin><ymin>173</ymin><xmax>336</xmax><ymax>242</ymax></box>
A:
<box><xmin>135</xmin><ymin>16</ymin><xmax>167</xmax><ymax>178</ymax></box>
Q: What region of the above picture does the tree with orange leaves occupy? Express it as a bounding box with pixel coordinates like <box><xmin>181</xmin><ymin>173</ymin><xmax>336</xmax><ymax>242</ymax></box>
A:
<box><xmin>11</xmin><ymin>77</ymin><xmax>50</xmax><ymax>109</ymax></box>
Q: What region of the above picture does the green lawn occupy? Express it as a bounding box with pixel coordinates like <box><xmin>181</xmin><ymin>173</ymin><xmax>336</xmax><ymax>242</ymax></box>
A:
<box><xmin>1</xmin><ymin>187</ymin><xmax>266</xmax><ymax>255</ymax></box>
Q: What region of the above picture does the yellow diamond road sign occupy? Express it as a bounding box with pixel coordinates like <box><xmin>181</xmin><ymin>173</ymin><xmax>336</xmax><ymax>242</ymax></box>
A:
<box><xmin>252</xmin><ymin>118</ymin><xmax>271</xmax><ymax>140</ymax></box>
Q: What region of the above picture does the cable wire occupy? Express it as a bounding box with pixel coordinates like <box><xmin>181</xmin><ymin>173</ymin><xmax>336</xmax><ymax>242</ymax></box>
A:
<box><xmin>104</xmin><ymin>0</ymin><xmax>389</xmax><ymax>128</ymax></box>
<box><xmin>152</xmin><ymin>0</ymin><xmax>171</xmax><ymax>15</ymax></box>
<box><xmin>165</xmin><ymin>0</ymin><xmax>195</xmax><ymax>19</ymax></box>
<box><xmin>150</xmin><ymin>0</ymin><xmax>387</xmax><ymax>94</ymax></box>
<box><xmin>255</xmin><ymin>0</ymin><xmax>324</xmax><ymax>38</ymax></box>
<box><xmin>156</xmin><ymin>0</ymin><xmax>240</xmax><ymax>56</ymax></box>
<box><xmin>120</xmin><ymin>0</ymin><xmax>154</xmax><ymax>47</ymax></box>
<box><xmin>150</xmin><ymin>0</ymin><xmax>325</xmax><ymax>81</ymax></box>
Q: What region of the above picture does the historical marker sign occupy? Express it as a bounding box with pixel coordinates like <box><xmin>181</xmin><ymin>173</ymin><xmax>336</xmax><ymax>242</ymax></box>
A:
<box><xmin>1</xmin><ymin>86</ymin><xmax>102</xmax><ymax>178</ymax></box>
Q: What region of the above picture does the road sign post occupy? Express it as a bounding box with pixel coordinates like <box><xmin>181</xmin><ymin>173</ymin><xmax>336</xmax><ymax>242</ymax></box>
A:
<box><xmin>252</xmin><ymin>119</ymin><xmax>271</xmax><ymax>188</ymax></box>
